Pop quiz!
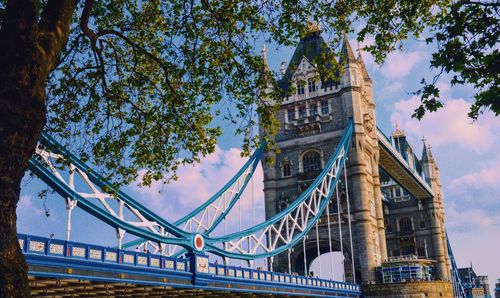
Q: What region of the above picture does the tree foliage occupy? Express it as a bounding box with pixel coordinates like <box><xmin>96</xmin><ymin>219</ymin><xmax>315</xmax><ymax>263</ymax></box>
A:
<box><xmin>0</xmin><ymin>0</ymin><xmax>496</xmax><ymax>193</ymax></box>
<box><xmin>413</xmin><ymin>0</ymin><xmax>499</xmax><ymax>120</ymax></box>
<box><xmin>0</xmin><ymin>0</ymin><xmax>497</xmax><ymax>190</ymax></box>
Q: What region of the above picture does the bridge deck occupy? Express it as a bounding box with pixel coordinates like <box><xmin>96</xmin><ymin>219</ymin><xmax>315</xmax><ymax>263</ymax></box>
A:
<box><xmin>20</xmin><ymin>234</ymin><xmax>361</xmax><ymax>297</ymax></box>
<box><xmin>377</xmin><ymin>130</ymin><xmax>434</xmax><ymax>199</ymax></box>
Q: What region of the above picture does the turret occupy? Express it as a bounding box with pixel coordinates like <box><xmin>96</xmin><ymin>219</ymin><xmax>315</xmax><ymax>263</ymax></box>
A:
<box><xmin>340</xmin><ymin>37</ymin><xmax>361</xmax><ymax>88</ymax></box>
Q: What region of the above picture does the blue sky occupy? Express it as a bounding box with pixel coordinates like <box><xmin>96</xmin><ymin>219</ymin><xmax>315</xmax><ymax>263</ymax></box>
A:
<box><xmin>17</xmin><ymin>32</ymin><xmax>499</xmax><ymax>292</ymax></box>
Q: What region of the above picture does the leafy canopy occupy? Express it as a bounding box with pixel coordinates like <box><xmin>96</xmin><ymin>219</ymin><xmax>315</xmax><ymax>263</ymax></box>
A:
<box><xmin>0</xmin><ymin>0</ymin><xmax>497</xmax><ymax>188</ymax></box>
<box><xmin>414</xmin><ymin>0</ymin><xmax>499</xmax><ymax>120</ymax></box>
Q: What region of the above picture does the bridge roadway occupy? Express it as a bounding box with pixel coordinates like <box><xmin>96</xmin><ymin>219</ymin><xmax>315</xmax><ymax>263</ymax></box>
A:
<box><xmin>19</xmin><ymin>234</ymin><xmax>361</xmax><ymax>297</ymax></box>
<box><xmin>377</xmin><ymin>129</ymin><xmax>434</xmax><ymax>200</ymax></box>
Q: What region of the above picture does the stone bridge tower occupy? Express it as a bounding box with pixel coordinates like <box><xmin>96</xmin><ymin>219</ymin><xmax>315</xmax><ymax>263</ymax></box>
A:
<box><xmin>260</xmin><ymin>28</ymin><xmax>386</xmax><ymax>284</ymax></box>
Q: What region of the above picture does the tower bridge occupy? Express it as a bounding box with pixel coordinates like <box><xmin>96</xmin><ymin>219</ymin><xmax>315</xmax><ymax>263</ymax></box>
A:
<box><xmin>19</xmin><ymin>29</ymin><xmax>466</xmax><ymax>297</ymax></box>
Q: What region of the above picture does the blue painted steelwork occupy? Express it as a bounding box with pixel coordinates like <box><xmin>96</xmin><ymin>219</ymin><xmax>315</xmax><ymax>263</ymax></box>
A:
<box><xmin>120</xmin><ymin>141</ymin><xmax>264</xmax><ymax>250</ymax></box>
<box><xmin>203</xmin><ymin>120</ymin><xmax>353</xmax><ymax>259</ymax></box>
<box><xmin>34</xmin><ymin>133</ymin><xmax>188</xmax><ymax>237</ymax></box>
<box><xmin>20</xmin><ymin>234</ymin><xmax>362</xmax><ymax>297</ymax></box>
<box><xmin>175</xmin><ymin>143</ymin><xmax>264</xmax><ymax>232</ymax></box>
<box><xmin>447</xmin><ymin>232</ymin><xmax>466</xmax><ymax>298</ymax></box>
<box><xmin>28</xmin><ymin>157</ymin><xmax>192</xmax><ymax>247</ymax></box>
<box><xmin>28</xmin><ymin>121</ymin><xmax>353</xmax><ymax>260</ymax></box>
<box><xmin>30</xmin><ymin>132</ymin><xmax>264</xmax><ymax>255</ymax></box>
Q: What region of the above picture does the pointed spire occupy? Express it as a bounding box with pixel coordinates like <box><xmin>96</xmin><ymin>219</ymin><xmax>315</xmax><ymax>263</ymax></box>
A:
<box><xmin>340</xmin><ymin>36</ymin><xmax>356</xmax><ymax>64</ymax></box>
<box><xmin>356</xmin><ymin>47</ymin><xmax>372</xmax><ymax>82</ymax></box>
<box><xmin>262</xmin><ymin>44</ymin><xmax>269</xmax><ymax>72</ymax></box>
<box><xmin>392</xmin><ymin>120</ymin><xmax>405</xmax><ymax>138</ymax></box>
<box><xmin>421</xmin><ymin>137</ymin><xmax>434</xmax><ymax>163</ymax></box>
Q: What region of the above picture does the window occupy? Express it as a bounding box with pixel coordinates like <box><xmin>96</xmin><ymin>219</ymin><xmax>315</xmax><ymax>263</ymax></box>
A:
<box><xmin>386</xmin><ymin>225</ymin><xmax>393</xmax><ymax>233</ymax></box>
<box><xmin>394</xmin><ymin>187</ymin><xmax>401</xmax><ymax>197</ymax></box>
<box><xmin>399</xmin><ymin>217</ymin><xmax>413</xmax><ymax>232</ymax></box>
<box><xmin>287</xmin><ymin>108</ymin><xmax>295</xmax><ymax>122</ymax></box>
<box><xmin>282</xmin><ymin>162</ymin><xmax>292</xmax><ymax>177</ymax></box>
<box><xmin>310</xmin><ymin>103</ymin><xmax>318</xmax><ymax>116</ymax></box>
<box><xmin>321</xmin><ymin>101</ymin><xmax>329</xmax><ymax>115</ymax></box>
<box><xmin>420</xmin><ymin>220</ymin><xmax>426</xmax><ymax>229</ymax></box>
<box><xmin>297</xmin><ymin>82</ymin><xmax>305</xmax><ymax>95</ymax></box>
<box><xmin>308</xmin><ymin>78</ymin><xmax>316</xmax><ymax>93</ymax></box>
<box><xmin>401</xmin><ymin>244</ymin><xmax>415</xmax><ymax>256</ymax></box>
<box><xmin>298</xmin><ymin>106</ymin><xmax>306</xmax><ymax>118</ymax></box>
<box><xmin>302</xmin><ymin>151</ymin><xmax>321</xmax><ymax>173</ymax></box>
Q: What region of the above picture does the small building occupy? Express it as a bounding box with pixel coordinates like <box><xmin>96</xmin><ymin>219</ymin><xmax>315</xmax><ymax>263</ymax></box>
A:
<box><xmin>494</xmin><ymin>279</ymin><xmax>500</xmax><ymax>298</ymax></box>
<box><xmin>458</xmin><ymin>266</ymin><xmax>491</xmax><ymax>298</ymax></box>
<box><xmin>375</xmin><ymin>256</ymin><xmax>435</xmax><ymax>283</ymax></box>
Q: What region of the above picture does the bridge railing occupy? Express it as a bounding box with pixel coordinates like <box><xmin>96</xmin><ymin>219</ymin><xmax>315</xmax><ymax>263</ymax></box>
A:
<box><xmin>18</xmin><ymin>233</ymin><xmax>189</xmax><ymax>272</ymax></box>
<box><xmin>19</xmin><ymin>233</ymin><xmax>361</xmax><ymax>294</ymax></box>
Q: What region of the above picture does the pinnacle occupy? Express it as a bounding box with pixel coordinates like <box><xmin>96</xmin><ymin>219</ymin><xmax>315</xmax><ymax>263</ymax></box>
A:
<box><xmin>340</xmin><ymin>36</ymin><xmax>356</xmax><ymax>64</ymax></box>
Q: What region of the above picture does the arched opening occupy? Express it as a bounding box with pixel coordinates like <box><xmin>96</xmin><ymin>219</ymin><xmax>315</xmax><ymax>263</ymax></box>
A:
<box><xmin>309</xmin><ymin>252</ymin><xmax>345</xmax><ymax>280</ymax></box>
<box><xmin>287</xmin><ymin>238</ymin><xmax>358</xmax><ymax>282</ymax></box>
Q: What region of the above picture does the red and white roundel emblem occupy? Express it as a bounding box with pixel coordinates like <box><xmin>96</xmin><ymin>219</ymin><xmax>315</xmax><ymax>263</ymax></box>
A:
<box><xmin>193</xmin><ymin>234</ymin><xmax>204</xmax><ymax>251</ymax></box>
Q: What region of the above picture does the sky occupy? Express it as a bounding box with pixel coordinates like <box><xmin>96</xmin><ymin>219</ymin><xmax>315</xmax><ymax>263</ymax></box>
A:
<box><xmin>17</xmin><ymin>32</ymin><xmax>499</xmax><ymax>292</ymax></box>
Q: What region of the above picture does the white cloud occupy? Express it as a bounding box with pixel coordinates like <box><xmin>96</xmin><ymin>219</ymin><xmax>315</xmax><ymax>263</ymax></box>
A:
<box><xmin>445</xmin><ymin>158</ymin><xmax>500</xmax><ymax>216</ymax></box>
<box><xmin>380</xmin><ymin>51</ymin><xmax>424</xmax><ymax>79</ymax></box>
<box><xmin>446</xmin><ymin>202</ymin><xmax>500</xmax><ymax>233</ymax></box>
<box><xmin>17</xmin><ymin>195</ymin><xmax>44</xmax><ymax>216</ymax></box>
<box><xmin>380</xmin><ymin>81</ymin><xmax>404</xmax><ymax>96</ymax></box>
<box><xmin>450</xmin><ymin>160</ymin><xmax>500</xmax><ymax>190</ymax></box>
<box><xmin>390</xmin><ymin>95</ymin><xmax>500</xmax><ymax>153</ymax></box>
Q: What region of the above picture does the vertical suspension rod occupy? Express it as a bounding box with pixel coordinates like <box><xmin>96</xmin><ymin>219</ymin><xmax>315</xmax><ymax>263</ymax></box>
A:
<box><xmin>336</xmin><ymin>184</ymin><xmax>345</xmax><ymax>282</ymax></box>
<box><xmin>288</xmin><ymin>249</ymin><xmax>292</xmax><ymax>274</ymax></box>
<box><xmin>326</xmin><ymin>200</ymin><xmax>335</xmax><ymax>279</ymax></box>
<box><xmin>315</xmin><ymin>221</ymin><xmax>321</xmax><ymax>277</ymax></box>
<box><xmin>238</xmin><ymin>179</ymin><xmax>242</xmax><ymax>267</ymax></box>
<box><xmin>250</xmin><ymin>176</ymin><xmax>255</xmax><ymax>268</ymax></box>
<box><xmin>303</xmin><ymin>236</ymin><xmax>307</xmax><ymax>276</ymax></box>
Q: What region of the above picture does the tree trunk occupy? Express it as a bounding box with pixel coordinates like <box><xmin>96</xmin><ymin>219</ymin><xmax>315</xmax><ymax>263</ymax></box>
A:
<box><xmin>0</xmin><ymin>4</ymin><xmax>45</xmax><ymax>297</ymax></box>
<box><xmin>0</xmin><ymin>1</ymin><xmax>78</xmax><ymax>296</ymax></box>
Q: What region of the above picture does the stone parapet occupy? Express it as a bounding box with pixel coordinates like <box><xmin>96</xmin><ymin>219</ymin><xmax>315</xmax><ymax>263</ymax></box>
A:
<box><xmin>363</xmin><ymin>281</ymin><xmax>453</xmax><ymax>298</ymax></box>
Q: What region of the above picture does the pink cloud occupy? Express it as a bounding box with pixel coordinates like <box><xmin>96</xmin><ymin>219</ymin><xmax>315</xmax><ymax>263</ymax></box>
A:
<box><xmin>380</xmin><ymin>51</ymin><xmax>424</xmax><ymax>79</ymax></box>
<box><xmin>450</xmin><ymin>160</ymin><xmax>500</xmax><ymax>190</ymax></box>
<box><xmin>446</xmin><ymin>202</ymin><xmax>500</xmax><ymax>232</ymax></box>
<box><xmin>390</xmin><ymin>96</ymin><xmax>500</xmax><ymax>152</ymax></box>
<box><xmin>129</xmin><ymin>145</ymin><xmax>266</xmax><ymax>229</ymax></box>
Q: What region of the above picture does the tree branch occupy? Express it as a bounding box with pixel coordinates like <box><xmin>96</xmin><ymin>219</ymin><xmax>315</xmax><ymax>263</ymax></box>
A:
<box><xmin>38</xmin><ymin>0</ymin><xmax>79</xmax><ymax>75</ymax></box>
<box><xmin>462</xmin><ymin>1</ymin><xmax>500</xmax><ymax>7</ymax></box>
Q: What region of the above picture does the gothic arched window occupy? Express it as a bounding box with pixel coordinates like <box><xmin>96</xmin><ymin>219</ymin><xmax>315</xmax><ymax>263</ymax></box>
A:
<box><xmin>302</xmin><ymin>151</ymin><xmax>321</xmax><ymax>173</ymax></box>
<box><xmin>399</xmin><ymin>217</ymin><xmax>413</xmax><ymax>232</ymax></box>
<box><xmin>282</xmin><ymin>160</ymin><xmax>292</xmax><ymax>177</ymax></box>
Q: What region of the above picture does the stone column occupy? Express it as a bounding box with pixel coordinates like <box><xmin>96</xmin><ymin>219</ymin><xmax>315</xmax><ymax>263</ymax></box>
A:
<box><xmin>348</xmin><ymin>129</ymin><xmax>377</xmax><ymax>283</ymax></box>
<box><xmin>426</xmin><ymin>198</ymin><xmax>449</xmax><ymax>280</ymax></box>
<box><xmin>372</xmin><ymin>151</ymin><xmax>387</xmax><ymax>263</ymax></box>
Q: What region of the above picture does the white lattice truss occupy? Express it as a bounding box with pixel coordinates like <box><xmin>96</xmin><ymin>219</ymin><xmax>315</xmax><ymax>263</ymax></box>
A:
<box><xmin>156</xmin><ymin>160</ymin><xmax>257</xmax><ymax>256</ymax></box>
<box><xmin>180</xmin><ymin>163</ymin><xmax>256</xmax><ymax>234</ymax></box>
<box><xmin>215</xmin><ymin>146</ymin><xmax>346</xmax><ymax>257</ymax></box>
<box><xmin>36</xmin><ymin>147</ymin><xmax>171</xmax><ymax>247</ymax></box>
<box><xmin>36</xmin><ymin>143</ymin><xmax>259</xmax><ymax>256</ymax></box>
